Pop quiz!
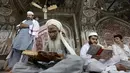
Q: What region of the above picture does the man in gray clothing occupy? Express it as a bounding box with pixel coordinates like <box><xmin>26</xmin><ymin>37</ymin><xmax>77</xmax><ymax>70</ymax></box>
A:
<box><xmin>7</xmin><ymin>11</ymin><xmax>39</xmax><ymax>72</ymax></box>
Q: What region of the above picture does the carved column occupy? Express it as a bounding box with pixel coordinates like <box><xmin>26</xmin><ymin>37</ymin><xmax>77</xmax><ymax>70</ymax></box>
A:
<box><xmin>80</xmin><ymin>0</ymin><xmax>98</xmax><ymax>45</ymax></box>
<box><xmin>0</xmin><ymin>0</ymin><xmax>18</xmax><ymax>55</ymax></box>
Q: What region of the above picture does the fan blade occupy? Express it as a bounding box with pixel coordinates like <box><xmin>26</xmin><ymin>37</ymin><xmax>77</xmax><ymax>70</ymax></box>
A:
<box><xmin>31</xmin><ymin>2</ymin><xmax>42</xmax><ymax>9</ymax></box>
<box><xmin>48</xmin><ymin>5</ymin><xmax>57</xmax><ymax>10</ymax></box>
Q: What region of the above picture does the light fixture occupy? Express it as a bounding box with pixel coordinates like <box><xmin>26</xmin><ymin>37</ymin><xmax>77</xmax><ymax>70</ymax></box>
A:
<box><xmin>31</xmin><ymin>0</ymin><xmax>57</xmax><ymax>19</ymax></box>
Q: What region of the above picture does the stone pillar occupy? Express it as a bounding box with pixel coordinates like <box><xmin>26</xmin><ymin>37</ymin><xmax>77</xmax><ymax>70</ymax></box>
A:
<box><xmin>80</xmin><ymin>0</ymin><xmax>98</xmax><ymax>45</ymax></box>
<box><xmin>0</xmin><ymin>0</ymin><xmax>19</xmax><ymax>55</ymax></box>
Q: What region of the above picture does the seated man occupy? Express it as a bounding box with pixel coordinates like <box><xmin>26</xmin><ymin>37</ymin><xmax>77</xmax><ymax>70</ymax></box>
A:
<box><xmin>80</xmin><ymin>32</ymin><xmax>127</xmax><ymax>73</ymax></box>
<box><xmin>12</xmin><ymin>19</ymin><xmax>84</xmax><ymax>73</ymax></box>
<box><xmin>111</xmin><ymin>34</ymin><xmax>130</xmax><ymax>72</ymax></box>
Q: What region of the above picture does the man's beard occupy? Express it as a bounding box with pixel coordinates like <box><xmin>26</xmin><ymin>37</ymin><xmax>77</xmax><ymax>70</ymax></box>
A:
<box><xmin>89</xmin><ymin>41</ymin><xmax>97</xmax><ymax>45</ymax></box>
<box><xmin>27</xmin><ymin>17</ymin><xmax>33</xmax><ymax>20</ymax></box>
<box><xmin>48</xmin><ymin>34</ymin><xmax>61</xmax><ymax>52</ymax></box>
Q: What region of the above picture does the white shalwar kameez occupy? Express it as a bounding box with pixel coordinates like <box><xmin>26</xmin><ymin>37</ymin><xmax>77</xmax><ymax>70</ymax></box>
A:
<box><xmin>80</xmin><ymin>43</ymin><xmax>129</xmax><ymax>73</ymax></box>
<box><xmin>111</xmin><ymin>44</ymin><xmax>130</xmax><ymax>73</ymax></box>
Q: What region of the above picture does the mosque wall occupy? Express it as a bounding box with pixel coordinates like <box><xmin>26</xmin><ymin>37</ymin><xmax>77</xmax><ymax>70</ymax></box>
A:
<box><xmin>0</xmin><ymin>0</ymin><xmax>20</xmax><ymax>56</ymax></box>
<box><xmin>0</xmin><ymin>0</ymin><xmax>81</xmax><ymax>56</ymax></box>
<box><xmin>80</xmin><ymin>0</ymin><xmax>130</xmax><ymax>47</ymax></box>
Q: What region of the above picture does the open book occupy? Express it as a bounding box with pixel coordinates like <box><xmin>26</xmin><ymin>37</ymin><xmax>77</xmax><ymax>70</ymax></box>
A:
<box><xmin>87</xmin><ymin>44</ymin><xmax>112</xmax><ymax>60</ymax></box>
<box><xmin>22</xmin><ymin>50</ymin><xmax>64</xmax><ymax>62</ymax></box>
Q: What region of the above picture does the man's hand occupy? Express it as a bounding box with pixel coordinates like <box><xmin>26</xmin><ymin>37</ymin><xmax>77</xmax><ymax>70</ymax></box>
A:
<box><xmin>92</xmin><ymin>55</ymin><xmax>101</xmax><ymax>60</ymax></box>
<box><xmin>36</xmin><ymin>51</ymin><xmax>64</xmax><ymax>62</ymax></box>
<box><xmin>19</xmin><ymin>23</ymin><xmax>29</xmax><ymax>28</ymax></box>
<box><xmin>116</xmin><ymin>64</ymin><xmax>127</xmax><ymax>71</ymax></box>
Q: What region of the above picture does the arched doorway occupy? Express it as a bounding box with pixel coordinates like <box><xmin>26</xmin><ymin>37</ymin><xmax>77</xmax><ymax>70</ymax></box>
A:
<box><xmin>95</xmin><ymin>16</ymin><xmax>130</xmax><ymax>46</ymax></box>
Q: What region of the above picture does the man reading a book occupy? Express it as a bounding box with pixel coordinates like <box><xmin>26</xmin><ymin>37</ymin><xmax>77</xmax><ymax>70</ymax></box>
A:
<box><xmin>11</xmin><ymin>19</ymin><xmax>84</xmax><ymax>73</ymax></box>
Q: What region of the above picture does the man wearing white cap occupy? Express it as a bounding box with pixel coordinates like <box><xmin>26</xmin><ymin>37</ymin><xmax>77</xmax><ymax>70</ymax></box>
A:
<box><xmin>80</xmin><ymin>32</ymin><xmax>105</xmax><ymax>72</ymax></box>
<box><xmin>7</xmin><ymin>11</ymin><xmax>39</xmax><ymax>71</ymax></box>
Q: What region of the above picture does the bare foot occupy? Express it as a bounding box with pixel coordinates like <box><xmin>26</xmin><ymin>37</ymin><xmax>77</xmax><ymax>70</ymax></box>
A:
<box><xmin>4</xmin><ymin>67</ymin><xmax>12</xmax><ymax>72</ymax></box>
<box><xmin>8</xmin><ymin>71</ymin><xmax>12</xmax><ymax>73</ymax></box>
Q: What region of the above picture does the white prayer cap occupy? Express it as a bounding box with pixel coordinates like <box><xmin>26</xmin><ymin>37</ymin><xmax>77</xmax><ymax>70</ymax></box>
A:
<box><xmin>88</xmin><ymin>32</ymin><xmax>98</xmax><ymax>37</ymax></box>
<box><xmin>27</xmin><ymin>11</ymin><xmax>34</xmax><ymax>15</ymax></box>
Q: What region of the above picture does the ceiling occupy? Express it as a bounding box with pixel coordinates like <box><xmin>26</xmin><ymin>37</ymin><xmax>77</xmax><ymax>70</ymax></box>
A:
<box><xmin>1</xmin><ymin>0</ymin><xmax>130</xmax><ymax>25</ymax></box>
<box><xmin>95</xmin><ymin>0</ymin><xmax>130</xmax><ymax>22</ymax></box>
<box><xmin>10</xmin><ymin>0</ymin><xmax>81</xmax><ymax>14</ymax></box>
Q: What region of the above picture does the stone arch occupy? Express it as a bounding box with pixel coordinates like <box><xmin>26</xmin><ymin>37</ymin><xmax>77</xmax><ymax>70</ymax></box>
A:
<box><xmin>95</xmin><ymin>16</ymin><xmax>130</xmax><ymax>46</ymax></box>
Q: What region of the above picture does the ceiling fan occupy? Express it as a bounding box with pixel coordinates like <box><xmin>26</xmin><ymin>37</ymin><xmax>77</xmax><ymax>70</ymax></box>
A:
<box><xmin>31</xmin><ymin>0</ymin><xmax>57</xmax><ymax>19</ymax></box>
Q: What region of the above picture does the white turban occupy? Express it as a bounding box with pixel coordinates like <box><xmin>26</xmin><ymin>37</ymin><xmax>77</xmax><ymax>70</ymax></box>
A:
<box><xmin>27</xmin><ymin>11</ymin><xmax>34</xmax><ymax>15</ymax></box>
<box><xmin>45</xmin><ymin>19</ymin><xmax>64</xmax><ymax>32</ymax></box>
<box><xmin>45</xmin><ymin>19</ymin><xmax>76</xmax><ymax>55</ymax></box>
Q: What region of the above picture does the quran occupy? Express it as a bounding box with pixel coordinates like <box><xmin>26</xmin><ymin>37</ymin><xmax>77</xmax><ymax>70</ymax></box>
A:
<box><xmin>87</xmin><ymin>44</ymin><xmax>112</xmax><ymax>59</ymax></box>
<box><xmin>22</xmin><ymin>50</ymin><xmax>64</xmax><ymax>62</ymax></box>
<box><xmin>22</xmin><ymin>50</ymin><xmax>64</xmax><ymax>69</ymax></box>
<box><xmin>22</xmin><ymin>50</ymin><xmax>38</xmax><ymax>56</ymax></box>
